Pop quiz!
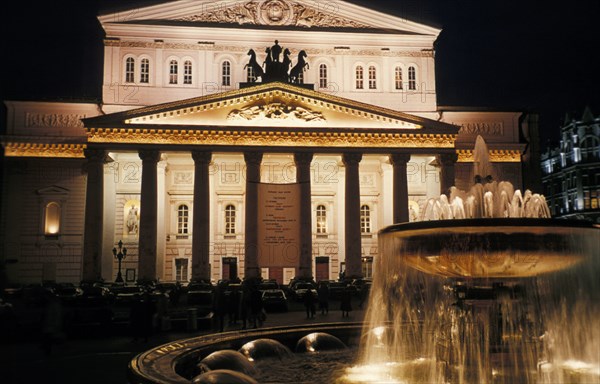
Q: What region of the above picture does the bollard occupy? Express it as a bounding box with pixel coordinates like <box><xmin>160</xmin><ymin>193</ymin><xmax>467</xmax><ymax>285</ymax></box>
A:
<box><xmin>187</xmin><ymin>308</ymin><xmax>197</xmax><ymax>332</ymax></box>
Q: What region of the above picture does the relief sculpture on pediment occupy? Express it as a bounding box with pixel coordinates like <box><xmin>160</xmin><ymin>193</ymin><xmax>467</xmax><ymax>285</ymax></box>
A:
<box><xmin>227</xmin><ymin>103</ymin><xmax>325</xmax><ymax>122</ymax></box>
<box><xmin>177</xmin><ymin>0</ymin><xmax>370</xmax><ymax>29</ymax></box>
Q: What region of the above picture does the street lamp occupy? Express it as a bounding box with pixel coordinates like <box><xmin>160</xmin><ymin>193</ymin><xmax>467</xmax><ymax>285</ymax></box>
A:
<box><xmin>113</xmin><ymin>240</ymin><xmax>127</xmax><ymax>283</ymax></box>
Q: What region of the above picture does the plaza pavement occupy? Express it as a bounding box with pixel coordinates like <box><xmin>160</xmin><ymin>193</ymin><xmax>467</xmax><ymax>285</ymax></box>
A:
<box><xmin>0</xmin><ymin>299</ymin><xmax>366</xmax><ymax>384</ymax></box>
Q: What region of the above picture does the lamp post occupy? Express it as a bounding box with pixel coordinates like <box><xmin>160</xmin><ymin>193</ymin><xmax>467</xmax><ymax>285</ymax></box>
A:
<box><xmin>113</xmin><ymin>240</ymin><xmax>127</xmax><ymax>283</ymax></box>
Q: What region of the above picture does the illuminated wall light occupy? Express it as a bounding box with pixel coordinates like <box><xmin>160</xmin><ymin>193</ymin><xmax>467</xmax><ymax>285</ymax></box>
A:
<box><xmin>45</xmin><ymin>202</ymin><xmax>61</xmax><ymax>235</ymax></box>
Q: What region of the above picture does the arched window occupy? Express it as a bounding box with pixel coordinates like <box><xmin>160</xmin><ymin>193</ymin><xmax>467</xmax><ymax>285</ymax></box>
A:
<box><xmin>408</xmin><ymin>66</ymin><xmax>416</xmax><ymax>90</ymax></box>
<box><xmin>247</xmin><ymin>65</ymin><xmax>256</xmax><ymax>83</ymax></box>
<box><xmin>360</xmin><ymin>205</ymin><xmax>371</xmax><ymax>234</ymax></box>
<box><xmin>140</xmin><ymin>58</ymin><xmax>150</xmax><ymax>84</ymax></box>
<box><xmin>368</xmin><ymin>66</ymin><xmax>377</xmax><ymax>89</ymax></box>
<box><xmin>177</xmin><ymin>204</ymin><xmax>189</xmax><ymax>234</ymax></box>
<box><xmin>45</xmin><ymin>202</ymin><xmax>61</xmax><ymax>235</ymax></box>
<box><xmin>394</xmin><ymin>66</ymin><xmax>403</xmax><ymax>90</ymax></box>
<box><xmin>222</xmin><ymin>61</ymin><xmax>231</xmax><ymax>86</ymax></box>
<box><xmin>225</xmin><ymin>204</ymin><xmax>236</xmax><ymax>234</ymax></box>
<box><xmin>316</xmin><ymin>205</ymin><xmax>327</xmax><ymax>234</ymax></box>
<box><xmin>125</xmin><ymin>57</ymin><xmax>135</xmax><ymax>83</ymax></box>
<box><xmin>355</xmin><ymin>66</ymin><xmax>364</xmax><ymax>89</ymax></box>
<box><xmin>184</xmin><ymin>60</ymin><xmax>193</xmax><ymax>84</ymax></box>
<box><xmin>169</xmin><ymin>60</ymin><xmax>178</xmax><ymax>84</ymax></box>
<box><xmin>319</xmin><ymin>64</ymin><xmax>328</xmax><ymax>88</ymax></box>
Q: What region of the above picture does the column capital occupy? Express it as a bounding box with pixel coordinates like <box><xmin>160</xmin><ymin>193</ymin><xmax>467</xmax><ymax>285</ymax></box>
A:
<box><xmin>342</xmin><ymin>152</ymin><xmax>362</xmax><ymax>166</ymax></box>
<box><xmin>437</xmin><ymin>152</ymin><xmax>459</xmax><ymax>166</ymax></box>
<box><xmin>244</xmin><ymin>151</ymin><xmax>263</xmax><ymax>166</ymax></box>
<box><xmin>294</xmin><ymin>152</ymin><xmax>314</xmax><ymax>166</ymax></box>
<box><xmin>389</xmin><ymin>153</ymin><xmax>411</xmax><ymax>166</ymax></box>
<box><xmin>139</xmin><ymin>149</ymin><xmax>161</xmax><ymax>163</ymax></box>
<box><xmin>191</xmin><ymin>150</ymin><xmax>212</xmax><ymax>164</ymax></box>
<box><xmin>84</xmin><ymin>148</ymin><xmax>107</xmax><ymax>163</ymax></box>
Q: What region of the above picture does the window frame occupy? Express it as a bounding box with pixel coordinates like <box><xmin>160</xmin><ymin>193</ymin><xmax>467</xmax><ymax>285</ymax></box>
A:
<box><xmin>408</xmin><ymin>65</ymin><xmax>417</xmax><ymax>90</ymax></box>
<box><xmin>177</xmin><ymin>204</ymin><xmax>189</xmax><ymax>235</ymax></box>
<box><xmin>316</xmin><ymin>204</ymin><xmax>327</xmax><ymax>234</ymax></box>
<box><xmin>222</xmin><ymin>60</ymin><xmax>231</xmax><ymax>87</ymax></box>
<box><xmin>225</xmin><ymin>204</ymin><xmax>236</xmax><ymax>235</ymax></box>
<box><xmin>355</xmin><ymin>65</ymin><xmax>364</xmax><ymax>90</ymax></box>
<box><xmin>125</xmin><ymin>56</ymin><xmax>135</xmax><ymax>84</ymax></box>
<box><xmin>318</xmin><ymin>63</ymin><xmax>328</xmax><ymax>89</ymax></box>
<box><xmin>360</xmin><ymin>204</ymin><xmax>371</xmax><ymax>234</ymax></box>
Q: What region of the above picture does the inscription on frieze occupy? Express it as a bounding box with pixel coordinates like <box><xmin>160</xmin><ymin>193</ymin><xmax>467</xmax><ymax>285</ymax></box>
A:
<box><xmin>458</xmin><ymin>122</ymin><xmax>504</xmax><ymax>136</ymax></box>
<box><xmin>25</xmin><ymin>113</ymin><xmax>86</xmax><ymax>128</ymax></box>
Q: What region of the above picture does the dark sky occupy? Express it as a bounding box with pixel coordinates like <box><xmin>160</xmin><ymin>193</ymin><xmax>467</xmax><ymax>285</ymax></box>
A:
<box><xmin>2</xmin><ymin>0</ymin><xmax>599</xmax><ymax>149</ymax></box>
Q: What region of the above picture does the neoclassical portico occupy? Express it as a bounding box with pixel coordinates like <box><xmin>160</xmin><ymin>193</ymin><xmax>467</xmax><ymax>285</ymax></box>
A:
<box><xmin>82</xmin><ymin>82</ymin><xmax>459</xmax><ymax>282</ymax></box>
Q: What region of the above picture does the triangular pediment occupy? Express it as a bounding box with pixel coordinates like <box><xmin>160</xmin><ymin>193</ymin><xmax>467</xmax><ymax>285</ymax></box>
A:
<box><xmin>98</xmin><ymin>0</ymin><xmax>440</xmax><ymax>35</ymax></box>
<box><xmin>84</xmin><ymin>82</ymin><xmax>455</xmax><ymax>133</ymax></box>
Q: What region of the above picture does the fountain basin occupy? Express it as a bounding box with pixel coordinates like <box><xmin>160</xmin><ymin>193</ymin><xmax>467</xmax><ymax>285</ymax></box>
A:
<box><xmin>380</xmin><ymin>218</ymin><xmax>598</xmax><ymax>278</ymax></box>
<box><xmin>128</xmin><ymin>323</ymin><xmax>362</xmax><ymax>383</ymax></box>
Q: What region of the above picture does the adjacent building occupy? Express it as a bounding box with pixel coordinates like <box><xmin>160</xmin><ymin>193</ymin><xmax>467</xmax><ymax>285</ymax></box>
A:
<box><xmin>541</xmin><ymin>107</ymin><xmax>600</xmax><ymax>222</ymax></box>
<box><xmin>1</xmin><ymin>0</ymin><xmax>540</xmax><ymax>286</ymax></box>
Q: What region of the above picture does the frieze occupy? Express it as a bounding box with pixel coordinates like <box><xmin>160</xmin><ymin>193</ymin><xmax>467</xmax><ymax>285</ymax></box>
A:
<box><xmin>87</xmin><ymin>128</ymin><xmax>456</xmax><ymax>149</ymax></box>
<box><xmin>458</xmin><ymin>122</ymin><xmax>504</xmax><ymax>136</ymax></box>
<box><xmin>25</xmin><ymin>113</ymin><xmax>86</xmax><ymax>128</ymax></box>
<box><xmin>177</xmin><ymin>0</ymin><xmax>371</xmax><ymax>29</ymax></box>
<box><xmin>105</xmin><ymin>40</ymin><xmax>431</xmax><ymax>58</ymax></box>
<box><xmin>173</xmin><ymin>171</ymin><xmax>193</xmax><ymax>184</ymax></box>
<box><xmin>227</xmin><ymin>103</ymin><xmax>325</xmax><ymax>122</ymax></box>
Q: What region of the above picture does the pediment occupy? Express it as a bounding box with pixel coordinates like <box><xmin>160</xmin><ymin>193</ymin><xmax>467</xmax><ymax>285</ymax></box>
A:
<box><xmin>37</xmin><ymin>186</ymin><xmax>70</xmax><ymax>196</ymax></box>
<box><xmin>98</xmin><ymin>0</ymin><xmax>440</xmax><ymax>35</ymax></box>
<box><xmin>85</xmin><ymin>82</ymin><xmax>454</xmax><ymax>132</ymax></box>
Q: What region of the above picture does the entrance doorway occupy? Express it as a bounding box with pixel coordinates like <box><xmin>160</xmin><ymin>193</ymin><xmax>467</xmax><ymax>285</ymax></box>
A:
<box><xmin>315</xmin><ymin>257</ymin><xmax>329</xmax><ymax>282</ymax></box>
<box><xmin>222</xmin><ymin>257</ymin><xmax>238</xmax><ymax>281</ymax></box>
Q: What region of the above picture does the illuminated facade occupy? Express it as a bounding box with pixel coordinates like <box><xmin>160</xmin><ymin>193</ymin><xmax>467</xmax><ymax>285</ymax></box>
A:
<box><xmin>541</xmin><ymin>107</ymin><xmax>600</xmax><ymax>222</ymax></box>
<box><xmin>1</xmin><ymin>0</ymin><xmax>539</xmax><ymax>285</ymax></box>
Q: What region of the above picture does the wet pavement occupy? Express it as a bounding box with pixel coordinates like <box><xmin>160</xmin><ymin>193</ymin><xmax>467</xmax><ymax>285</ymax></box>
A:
<box><xmin>0</xmin><ymin>300</ymin><xmax>365</xmax><ymax>384</ymax></box>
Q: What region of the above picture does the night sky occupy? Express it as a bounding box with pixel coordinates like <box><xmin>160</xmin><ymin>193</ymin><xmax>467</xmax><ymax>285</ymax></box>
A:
<box><xmin>2</xmin><ymin>0</ymin><xmax>599</xmax><ymax>150</ymax></box>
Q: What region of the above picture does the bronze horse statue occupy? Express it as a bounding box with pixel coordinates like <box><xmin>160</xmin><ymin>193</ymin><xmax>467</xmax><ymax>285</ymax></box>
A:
<box><xmin>289</xmin><ymin>50</ymin><xmax>309</xmax><ymax>84</ymax></box>
<box><xmin>244</xmin><ymin>49</ymin><xmax>264</xmax><ymax>82</ymax></box>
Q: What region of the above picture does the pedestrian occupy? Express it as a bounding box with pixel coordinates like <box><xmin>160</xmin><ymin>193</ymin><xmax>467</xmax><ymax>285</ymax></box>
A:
<box><xmin>317</xmin><ymin>282</ymin><xmax>330</xmax><ymax>315</ymax></box>
<box><xmin>340</xmin><ymin>286</ymin><xmax>353</xmax><ymax>318</ymax></box>
<box><xmin>131</xmin><ymin>291</ymin><xmax>155</xmax><ymax>342</ymax></box>
<box><xmin>249</xmin><ymin>286</ymin><xmax>264</xmax><ymax>328</ymax></box>
<box><xmin>240</xmin><ymin>283</ymin><xmax>251</xmax><ymax>330</ymax></box>
<box><xmin>304</xmin><ymin>288</ymin><xmax>316</xmax><ymax>319</ymax></box>
<box><xmin>213</xmin><ymin>282</ymin><xmax>228</xmax><ymax>332</ymax></box>
<box><xmin>228</xmin><ymin>285</ymin><xmax>241</xmax><ymax>325</ymax></box>
<box><xmin>40</xmin><ymin>290</ymin><xmax>64</xmax><ymax>355</ymax></box>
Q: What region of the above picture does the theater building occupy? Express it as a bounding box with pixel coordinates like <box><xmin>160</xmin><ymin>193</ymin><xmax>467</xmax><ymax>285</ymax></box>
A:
<box><xmin>1</xmin><ymin>0</ymin><xmax>539</xmax><ymax>285</ymax></box>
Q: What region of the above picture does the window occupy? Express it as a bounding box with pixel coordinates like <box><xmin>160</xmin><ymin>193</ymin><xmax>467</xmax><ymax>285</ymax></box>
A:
<box><xmin>316</xmin><ymin>205</ymin><xmax>327</xmax><ymax>234</ymax></box>
<box><xmin>222</xmin><ymin>61</ymin><xmax>231</xmax><ymax>86</ymax></box>
<box><xmin>184</xmin><ymin>60</ymin><xmax>193</xmax><ymax>85</ymax></box>
<box><xmin>247</xmin><ymin>65</ymin><xmax>256</xmax><ymax>83</ymax></box>
<box><xmin>355</xmin><ymin>66</ymin><xmax>364</xmax><ymax>89</ymax></box>
<box><xmin>368</xmin><ymin>66</ymin><xmax>377</xmax><ymax>89</ymax></box>
<box><xmin>360</xmin><ymin>205</ymin><xmax>371</xmax><ymax>233</ymax></box>
<box><xmin>175</xmin><ymin>258</ymin><xmax>188</xmax><ymax>282</ymax></box>
<box><xmin>408</xmin><ymin>66</ymin><xmax>416</xmax><ymax>90</ymax></box>
<box><xmin>169</xmin><ymin>60</ymin><xmax>178</xmax><ymax>84</ymax></box>
<box><xmin>44</xmin><ymin>202</ymin><xmax>61</xmax><ymax>235</ymax></box>
<box><xmin>394</xmin><ymin>66</ymin><xmax>403</xmax><ymax>90</ymax></box>
<box><xmin>177</xmin><ymin>204</ymin><xmax>189</xmax><ymax>234</ymax></box>
<box><xmin>140</xmin><ymin>58</ymin><xmax>150</xmax><ymax>83</ymax></box>
<box><xmin>225</xmin><ymin>204</ymin><xmax>236</xmax><ymax>235</ymax></box>
<box><xmin>319</xmin><ymin>64</ymin><xmax>328</xmax><ymax>88</ymax></box>
<box><xmin>125</xmin><ymin>57</ymin><xmax>135</xmax><ymax>83</ymax></box>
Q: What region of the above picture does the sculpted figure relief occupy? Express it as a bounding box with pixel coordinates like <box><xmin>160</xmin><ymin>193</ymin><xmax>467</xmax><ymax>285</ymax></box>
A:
<box><xmin>247</xmin><ymin>41</ymin><xmax>308</xmax><ymax>83</ymax></box>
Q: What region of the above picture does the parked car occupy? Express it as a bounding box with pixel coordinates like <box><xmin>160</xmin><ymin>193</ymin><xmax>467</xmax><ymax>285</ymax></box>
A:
<box><xmin>55</xmin><ymin>284</ymin><xmax>83</xmax><ymax>305</ymax></box>
<box><xmin>258</xmin><ymin>280</ymin><xmax>279</xmax><ymax>293</ymax></box>
<box><xmin>78</xmin><ymin>285</ymin><xmax>115</xmax><ymax>306</ymax></box>
<box><xmin>328</xmin><ymin>281</ymin><xmax>351</xmax><ymax>300</ymax></box>
<box><xmin>291</xmin><ymin>282</ymin><xmax>317</xmax><ymax>301</ymax></box>
<box><xmin>114</xmin><ymin>285</ymin><xmax>145</xmax><ymax>305</ymax></box>
<box><xmin>187</xmin><ymin>282</ymin><xmax>214</xmax><ymax>305</ymax></box>
<box><xmin>261</xmin><ymin>289</ymin><xmax>288</xmax><ymax>312</ymax></box>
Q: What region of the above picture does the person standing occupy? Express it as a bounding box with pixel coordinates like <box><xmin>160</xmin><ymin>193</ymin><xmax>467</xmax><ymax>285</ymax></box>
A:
<box><xmin>340</xmin><ymin>286</ymin><xmax>353</xmax><ymax>318</ymax></box>
<box><xmin>304</xmin><ymin>288</ymin><xmax>316</xmax><ymax>319</ymax></box>
<box><xmin>41</xmin><ymin>290</ymin><xmax>64</xmax><ymax>355</ymax></box>
<box><xmin>317</xmin><ymin>282</ymin><xmax>330</xmax><ymax>315</ymax></box>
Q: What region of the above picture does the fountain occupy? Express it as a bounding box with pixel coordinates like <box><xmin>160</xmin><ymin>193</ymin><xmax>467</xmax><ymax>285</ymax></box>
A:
<box><xmin>348</xmin><ymin>136</ymin><xmax>600</xmax><ymax>383</ymax></box>
<box><xmin>128</xmin><ymin>136</ymin><xmax>598</xmax><ymax>383</ymax></box>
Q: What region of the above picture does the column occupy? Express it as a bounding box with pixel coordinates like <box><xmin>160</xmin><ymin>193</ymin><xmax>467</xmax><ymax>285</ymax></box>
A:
<box><xmin>82</xmin><ymin>149</ymin><xmax>106</xmax><ymax>282</ymax></box>
<box><xmin>244</xmin><ymin>152</ymin><xmax>263</xmax><ymax>279</ymax></box>
<box><xmin>390</xmin><ymin>153</ymin><xmax>411</xmax><ymax>224</ymax></box>
<box><xmin>438</xmin><ymin>152</ymin><xmax>458</xmax><ymax>196</ymax></box>
<box><xmin>295</xmin><ymin>152</ymin><xmax>313</xmax><ymax>279</ymax></box>
<box><xmin>342</xmin><ymin>152</ymin><xmax>362</xmax><ymax>278</ymax></box>
<box><xmin>156</xmin><ymin>159</ymin><xmax>167</xmax><ymax>281</ymax></box>
<box><xmin>138</xmin><ymin>149</ymin><xmax>160</xmax><ymax>282</ymax></box>
<box><xmin>191</xmin><ymin>150</ymin><xmax>212</xmax><ymax>282</ymax></box>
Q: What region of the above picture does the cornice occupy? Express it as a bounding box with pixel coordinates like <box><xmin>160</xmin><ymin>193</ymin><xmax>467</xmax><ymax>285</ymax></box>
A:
<box><xmin>3</xmin><ymin>142</ymin><xmax>86</xmax><ymax>158</ymax></box>
<box><xmin>87</xmin><ymin>128</ymin><xmax>456</xmax><ymax>149</ymax></box>
<box><xmin>456</xmin><ymin>149</ymin><xmax>522</xmax><ymax>163</ymax></box>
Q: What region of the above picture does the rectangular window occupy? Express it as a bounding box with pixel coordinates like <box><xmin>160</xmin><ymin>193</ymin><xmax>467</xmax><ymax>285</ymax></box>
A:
<box><xmin>368</xmin><ymin>66</ymin><xmax>376</xmax><ymax>89</ymax></box>
<box><xmin>125</xmin><ymin>58</ymin><xmax>135</xmax><ymax>83</ymax></box>
<box><xmin>140</xmin><ymin>59</ymin><xmax>149</xmax><ymax>83</ymax></box>
<box><xmin>408</xmin><ymin>66</ymin><xmax>416</xmax><ymax>90</ymax></box>
<box><xmin>169</xmin><ymin>61</ymin><xmax>178</xmax><ymax>84</ymax></box>
<box><xmin>395</xmin><ymin>67</ymin><xmax>403</xmax><ymax>90</ymax></box>
<box><xmin>175</xmin><ymin>258</ymin><xmax>188</xmax><ymax>282</ymax></box>
<box><xmin>355</xmin><ymin>67</ymin><xmax>363</xmax><ymax>89</ymax></box>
